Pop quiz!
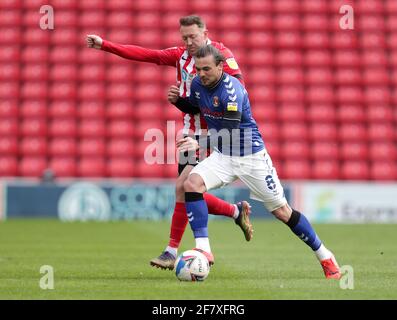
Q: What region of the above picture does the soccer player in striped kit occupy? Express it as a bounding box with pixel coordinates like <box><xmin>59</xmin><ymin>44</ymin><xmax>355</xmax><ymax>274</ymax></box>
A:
<box><xmin>86</xmin><ymin>15</ymin><xmax>253</xmax><ymax>270</ymax></box>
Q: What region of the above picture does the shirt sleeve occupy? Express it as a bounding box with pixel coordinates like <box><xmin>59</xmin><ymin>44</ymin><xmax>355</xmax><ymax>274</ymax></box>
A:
<box><xmin>221</xmin><ymin>47</ymin><xmax>245</xmax><ymax>86</ymax></box>
<box><xmin>101</xmin><ymin>40</ymin><xmax>179</xmax><ymax>66</ymax></box>
<box><xmin>221</xmin><ymin>77</ymin><xmax>243</xmax><ymax>130</ymax></box>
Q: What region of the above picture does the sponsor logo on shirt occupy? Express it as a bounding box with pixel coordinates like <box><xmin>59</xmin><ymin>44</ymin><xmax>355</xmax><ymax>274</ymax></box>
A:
<box><xmin>226</xmin><ymin>58</ymin><xmax>239</xmax><ymax>70</ymax></box>
<box><xmin>227</xmin><ymin>102</ymin><xmax>238</xmax><ymax>111</ymax></box>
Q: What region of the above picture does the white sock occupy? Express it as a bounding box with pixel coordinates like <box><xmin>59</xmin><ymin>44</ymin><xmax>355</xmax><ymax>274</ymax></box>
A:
<box><xmin>165</xmin><ymin>246</ymin><xmax>177</xmax><ymax>258</ymax></box>
<box><xmin>195</xmin><ymin>237</ymin><xmax>211</xmax><ymax>253</ymax></box>
<box><xmin>233</xmin><ymin>204</ymin><xmax>239</xmax><ymax>219</ymax></box>
<box><xmin>314</xmin><ymin>244</ymin><xmax>333</xmax><ymax>261</ymax></box>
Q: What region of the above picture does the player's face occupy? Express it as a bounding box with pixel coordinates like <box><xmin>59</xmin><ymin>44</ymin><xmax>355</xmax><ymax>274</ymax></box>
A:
<box><xmin>180</xmin><ymin>24</ymin><xmax>208</xmax><ymax>56</ymax></box>
<box><xmin>195</xmin><ymin>56</ymin><xmax>223</xmax><ymax>87</ymax></box>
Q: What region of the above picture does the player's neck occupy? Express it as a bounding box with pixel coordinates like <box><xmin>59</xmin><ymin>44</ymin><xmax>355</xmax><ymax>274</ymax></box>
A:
<box><xmin>206</xmin><ymin>72</ymin><xmax>225</xmax><ymax>90</ymax></box>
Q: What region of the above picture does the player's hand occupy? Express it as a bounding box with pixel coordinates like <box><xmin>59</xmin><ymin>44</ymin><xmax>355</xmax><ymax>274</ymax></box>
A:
<box><xmin>86</xmin><ymin>34</ymin><xmax>103</xmax><ymax>49</ymax></box>
<box><xmin>176</xmin><ymin>137</ymin><xmax>199</xmax><ymax>152</ymax></box>
<box><xmin>167</xmin><ymin>84</ymin><xmax>180</xmax><ymax>104</ymax></box>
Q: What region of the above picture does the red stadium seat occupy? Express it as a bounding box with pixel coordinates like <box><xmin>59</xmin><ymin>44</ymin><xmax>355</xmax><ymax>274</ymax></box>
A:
<box><xmin>303</xmin><ymin>32</ymin><xmax>330</xmax><ymax>49</ymax></box>
<box><xmin>279</xmin><ymin>103</ymin><xmax>306</xmax><ymax>122</ymax></box>
<box><xmin>276</xmin><ymin>32</ymin><xmax>302</xmax><ymax>49</ymax></box>
<box><xmin>365</xmin><ymin>87</ymin><xmax>391</xmax><ymax>104</ymax></box>
<box><xmin>305</xmin><ymin>68</ymin><xmax>333</xmax><ymax>85</ymax></box>
<box><xmin>358</xmin><ymin>15</ymin><xmax>386</xmax><ymax>32</ymax></box>
<box><xmin>106</xmin><ymin>29</ymin><xmax>135</xmax><ymax>44</ymax></box>
<box><xmin>50</xmin><ymin>46</ymin><xmax>77</xmax><ymax>63</ymax></box>
<box><xmin>107</xmin><ymin>0</ymin><xmax>133</xmax><ymax>10</ymax></box>
<box><xmin>109</xmin><ymin>12</ymin><xmax>139</xmax><ymax>29</ymax></box>
<box><xmin>134</xmin><ymin>0</ymin><xmax>160</xmax><ymax>11</ymax></box>
<box><xmin>361</xmin><ymin>50</ymin><xmax>388</xmax><ymax>67</ymax></box>
<box><xmin>245</xmin><ymin>0</ymin><xmax>272</xmax><ymax>13</ymax></box>
<box><xmin>259</xmin><ymin>122</ymin><xmax>280</xmax><ymax>141</ymax></box>
<box><xmin>369</xmin><ymin>142</ymin><xmax>397</xmax><ymax>161</ymax></box>
<box><xmin>275</xmin><ymin>50</ymin><xmax>303</xmax><ymax>66</ymax></box>
<box><xmin>306</xmin><ymin>85</ymin><xmax>334</xmax><ymax>103</ymax></box>
<box><xmin>49</xmin><ymin>138</ymin><xmax>77</xmax><ymax>157</ymax></box>
<box><xmin>135</xmin><ymin>103</ymin><xmax>162</xmax><ymax>120</ymax></box>
<box><xmin>50</xmin><ymin>82</ymin><xmax>77</xmax><ymax>100</ymax></box>
<box><xmin>53</xmin><ymin>11</ymin><xmax>77</xmax><ymax>27</ymax></box>
<box><xmin>363</xmin><ymin>68</ymin><xmax>389</xmax><ymax>85</ymax></box>
<box><xmin>335</xmin><ymin>68</ymin><xmax>362</xmax><ymax>85</ymax></box>
<box><xmin>21</xmin><ymin>82</ymin><xmax>47</xmax><ymax>99</ymax></box>
<box><xmin>79</xmin><ymin>11</ymin><xmax>106</xmax><ymax>28</ymax></box>
<box><xmin>162</xmin><ymin>163</ymin><xmax>179</xmax><ymax>178</ymax></box>
<box><xmin>0</xmin><ymin>27</ymin><xmax>20</xmax><ymax>44</ymax></box>
<box><xmin>0</xmin><ymin>118</ymin><xmax>18</xmax><ymax>136</ymax></box>
<box><xmin>108</xmin><ymin>120</ymin><xmax>135</xmax><ymax>138</ymax></box>
<box><xmin>305</xmin><ymin>50</ymin><xmax>332</xmax><ymax>66</ymax></box>
<box><xmin>273</xmin><ymin>14</ymin><xmax>301</xmax><ymax>30</ymax></box>
<box><xmin>301</xmin><ymin>0</ymin><xmax>328</xmax><ymax>13</ymax></box>
<box><xmin>20</xmin><ymin>137</ymin><xmax>47</xmax><ymax>156</ymax></box>
<box><xmin>79</xmin><ymin>120</ymin><xmax>106</xmax><ymax>138</ymax></box>
<box><xmin>20</xmin><ymin>100</ymin><xmax>47</xmax><ymax>118</ymax></box>
<box><xmin>0</xmin><ymin>156</ymin><xmax>18</xmax><ymax>176</ymax></box>
<box><xmin>311</xmin><ymin>142</ymin><xmax>339</xmax><ymax>160</ymax></box>
<box><xmin>247</xmin><ymin>32</ymin><xmax>274</xmax><ymax>49</ymax></box>
<box><xmin>22</xmin><ymin>64</ymin><xmax>49</xmax><ymax>81</ymax></box>
<box><xmin>19</xmin><ymin>157</ymin><xmax>47</xmax><ymax>178</ymax></box>
<box><xmin>134</xmin><ymin>160</ymin><xmax>164</xmax><ymax>178</ymax></box>
<box><xmin>218</xmin><ymin>14</ymin><xmax>245</xmax><ymax>31</ymax></box>
<box><xmin>0</xmin><ymin>82</ymin><xmax>18</xmax><ymax>98</ymax></box>
<box><xmin>246</xmin><ymin>50</ymin><xmax>273</xmax><ymax>66</ymax></box>
<box><xmin>368</xmin><ymin>123</ymin><xmax>395</xmax><ymax>141</ymax></box>
<box><xmin>0</xmin><ymin>0</ymin><xmax>22</xmax><ymax>9</ymax></box>
<box><xmin>50</xmin><ymin>30</ymin><xmax>79</xmax><ymax>45</ymax></box>
<box><xmin>282</xmin><ymin>160</ymin><xmax>311</xmax><ymax>180</ymax></box>
<box><xmin>367</xmin><ymin>105</ymin><xmax>393</xmax><ymax>123</ymax></box>
<box><xmin>339</xmin><ymin>124</ymin><xmax>367</xmax><ymax>142</ymax></box>
<box><xmin>277</xmin><ymin>67</ymin><xmax>304</xmax><ymax>84</ymax></box>
<box><xmin>252</xmin><ymin>103</ymin><xmax>277</xmax><ymax>122</ymax></box>
<box><xmin>78</xmin><ymin>82</ymin><xmax>106</xmax><ymax>101</ymax></box>
<box><xmin>135</xmin><ymin>121</ymin><xmax>165</xmax><ymax>139</ymax></box>
<box><xmin>20</xmin><ymin>119</ymin><xmax>47</xmax><ymax>137</ymax></box>
<box><xmin>281</xmin><ymin>141</ymin><xmax>310</xmax><ymax>159</ymax></box>
<box><xmin>274</xmin><ymin>0</ymin><xmax>300</xmax><ymax>13</ymax></box>
<box><xmin>50</xmin><ymin>64</ymin><xmax>77</xmax><ymax>81</ymax></box>
<box><xmin>135</xmin><ymin>30</ymin><xmax>161</xmax><ymax>47</ymax></box>
<box><xmin>78</xmin><ymin>64</ymin><xmax>105</xmax><ymax>82</ymax></box>
<box><xmin>340</xmin><ymin>142</ymin><xmax>368</xmax><ymax>160</ymax></box>
<box><xmin>245</xmin><ymin>14</ymin><xmax>273</xmax><ymax>31</ymax></box>
<box><xmin>78</xmin><ymin>101</ymin><xmax>105</xmax><ymax>119</ymax></box>
<box><xmin>49</xmin><ymin>101</ymin><xmax>77</xmax><ymax>119</ymax></box>
<box><xmin>0</xmin><ymin>63</ymin><xmax>19</xmax><ymax>81</ymax></box>
<box><xmin>341</xmin><ymin>161</ymin><xmax>370</xmax><ymax>180</ymax></box>
<box><xmin>79</xmin><ymin>49</ymin><xmax>106</xmax><ymax>64</ymax></box>
<box><xmin>21</xmin><ymin>46</ymin><xmax>49</xmax><ymax>62</ymax></box>
<box><xmin>302</xmin><ymin>14</ymin><xmax>329</xmax><ymax>31</ymax></box>
<box><xmin>49</xmin><ymin>119</ymin><xmax>77</xmax><ymax>138</ymax></box>
<box><xmin>107</xmin><ymin>64</ymin><xmax>134</xmax><ymax>82</ymax></box>
<box><xmin>107</xmin><ymin>83</ymin><xmax>135</xmax><ymax>100</ymax></box>
<box><xmin>248</xmin><ymin>68</ymin><xmax>275</xmax><ymax>85</ymax></box>
<box><xmin>219</xmin><ymin>31</ymin><xmax>246</xmax><ymax>49</ymax></box>
<box><xmin>78</xmin><ymin>157</ymin><xmax>106</xmax><ymax>177</ymax></box>
<box><xmin>333</xmin><ymin>50</ymin><xmax>361</xmax><ymax>67</ymax></box>
<box><xmin>385</xmin><ymin>0</ymin><xmax>397</xmax><ymax>13</ymax></box>
<box><xmin>0</xmin><ymin>100</ymin><xmax>18</xmax><ymax>117</ymax></box>
<box><xmin>0</xmin><ymin>137</ymin><xmax>17</xmax><ymax>155</ymax></box>
<box><xmin>264</xmin><ymin>140</ymin><xmax>281</xmax><ymax>161</ymax></box>
<box><xmin>313</xmin><ymin>161</ymin><xmax>340</xmax><ymax>180</ymax></box>
<box><xmin>336</xmin><ymin>86</ymin><xmax>364</xmax><ymax>104</ymax></box>
<box><xmin>107</xmin><ymin>139</ymin><xmax>135</xmax><ymax>157</ymax></box>
<box><xmin>331</xmin><ymin>32</ymin><xmax>358</xmax><ymax>49</ymax></box>
<box><xmin>370</xmin><ymin>162</ymin><xmax>397</xmax><ymax>181</ymax></box>
<box><xmin>135</xmin><ymin>65</ymin><xmax>161</xmax><ymax>83</ymax></box>
<box><xmin>277</xmin><ymin>85</ymin><xmax>304</xmax><ymax>102</ymax></box>
<box><xmin>0</xmin><ymin>46</ymin><xmax>20</xmax><ymax>62</ymax></box>
<box><xmin>106</xmin><ymin>101</ymin><xmax>133</xmax><ymax>119</ymax></box>
<box><xmin>309</xmin><ymin>123</ymin><xmax>338</xmax><ymax>142</ymax></box>
<box><xmin>78</xmin><ymin>139</ymin><xmax>106</xmax><ymax>157</ymax></box>
<box><xmin>360</xmin><ymin>33</ymin><xmax>387</xmax><ymax>49</ymax></box>
<box><xmin>307</xmin><ymin>104</ymin><xmax>336</xmax><ymax>123</ymax></box>
<box><xmin>49</xmin><ymin>157</ymin><xmax>77</xmax><ymax>178</ymax></box>
<box><xmin>281</xmin><ymin>122</ymin><xmax>308</xmax><ymax>141</ymax></box>
<box><xmin>337</xmin><ymin>104</ymin><xmax>365</xmax><ymax>123</ymax></box>
<box><xmin>108</xmin><ymin>158</ymin><xmax>135</xmax><ymax>178</ymax></box>
<box><xmin>23</xmin><ymin>28</ymin><xmax>50</xmax><ymax>45</ymax></box>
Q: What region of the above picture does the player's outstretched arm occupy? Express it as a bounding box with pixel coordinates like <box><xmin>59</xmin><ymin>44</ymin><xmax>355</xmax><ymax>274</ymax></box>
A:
<box><xmin>86</xmin><ymin>34</ymin><xmax>103</xmax><ymax>49</ymax></box>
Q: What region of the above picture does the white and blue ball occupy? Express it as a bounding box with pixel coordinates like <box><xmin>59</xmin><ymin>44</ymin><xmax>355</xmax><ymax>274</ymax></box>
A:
<box><xmin>175</xmin><ymin>250</ymin><xmax>210</xmax><ymax>281</ymax></box>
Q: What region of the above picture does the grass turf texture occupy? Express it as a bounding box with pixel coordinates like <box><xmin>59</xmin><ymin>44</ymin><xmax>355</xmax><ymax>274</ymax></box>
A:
<box><xmin>0</xmin><ymin>219</ymin><xmax>396</xmax><ymax>299</ymax></box>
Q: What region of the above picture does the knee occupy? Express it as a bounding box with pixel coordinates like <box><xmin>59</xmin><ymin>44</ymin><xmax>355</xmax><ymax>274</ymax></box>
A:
<box><xmin>271</xmin><ymin>204</ymin><xmax>292</xmax><ymax>223</ymax></box>
<box><xmin>183</xmin><ymin>178</ymin><xmax>196</xmax><ymax>193</ymax></box>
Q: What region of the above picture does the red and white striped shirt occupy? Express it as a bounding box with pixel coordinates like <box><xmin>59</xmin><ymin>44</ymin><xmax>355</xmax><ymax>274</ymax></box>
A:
<box><xmin>102</xmin><ymin>39</ymin><xmax>243</xmax><ymax>135</ymax></box>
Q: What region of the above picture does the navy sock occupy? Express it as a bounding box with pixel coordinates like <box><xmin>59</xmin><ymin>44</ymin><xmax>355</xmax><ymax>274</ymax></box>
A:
<box><xmin>287</xmin><ymin>209</ymin><xmax>322</xmax><ymax>251</ymax></box>
<box><xmin>185</xmin><ymin>192</ymin><xmax>208</xmax><ymax>238</ymax></box>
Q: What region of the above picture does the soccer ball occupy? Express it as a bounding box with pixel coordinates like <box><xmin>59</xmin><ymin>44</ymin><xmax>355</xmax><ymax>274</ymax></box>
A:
<box><xmin>175</xmin><ymin>250</ymin><xmax>210</xmax><ymax>281</ymax></box>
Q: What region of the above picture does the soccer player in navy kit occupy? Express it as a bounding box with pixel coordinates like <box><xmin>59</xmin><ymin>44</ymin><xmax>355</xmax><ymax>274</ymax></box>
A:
<box><xmin>169</xmin><ymin>45</ymin><xmax>341</xmax><ymax>279</ymax></box>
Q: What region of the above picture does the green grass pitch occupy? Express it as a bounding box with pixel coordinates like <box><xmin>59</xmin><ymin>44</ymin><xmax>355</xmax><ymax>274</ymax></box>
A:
<box><xmin>0</xmin><ymin>219</ymin><xmax>396</xmax><ymax>299</ymax></box>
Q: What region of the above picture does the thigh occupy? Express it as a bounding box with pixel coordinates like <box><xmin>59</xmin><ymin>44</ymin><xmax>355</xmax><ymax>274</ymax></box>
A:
<box><xmin>233</xmin><ymin>151</ymin><xmax>287</xmax><ymax>212</ymax></box>
<box><xmin>190</xmin><ymin>151</ymin><xmax>237</xmax><ymax>191</ymax></box>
